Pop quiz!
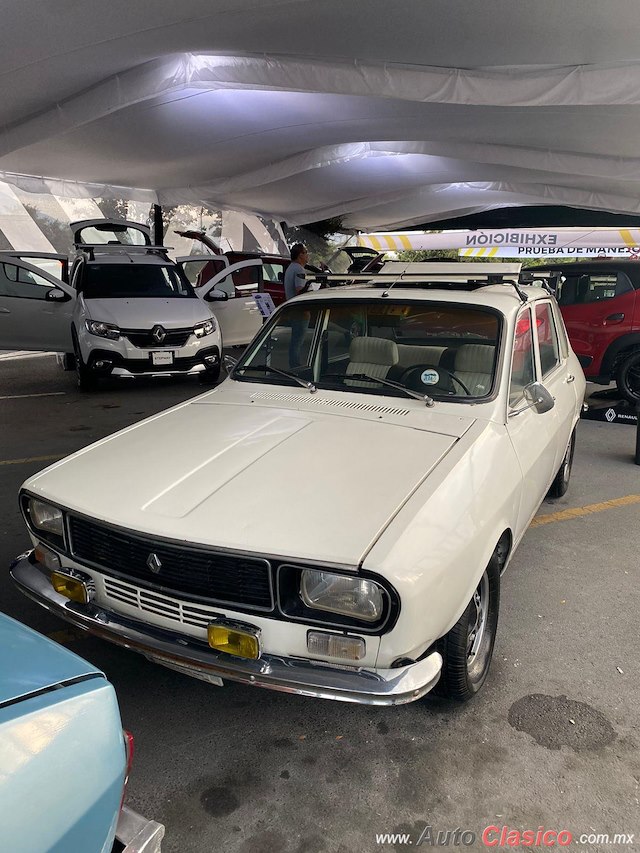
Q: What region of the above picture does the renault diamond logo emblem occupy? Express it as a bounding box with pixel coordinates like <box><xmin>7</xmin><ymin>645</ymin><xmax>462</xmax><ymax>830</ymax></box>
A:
<box><xmin>147</xmin><ymin>553</ymin><xmax>162</xmax><ymax>574</ymax></box>
<box><xmin>152</xmin><ymin>325</ymin><xmax>166</xmax><ymax>343</ymax></box>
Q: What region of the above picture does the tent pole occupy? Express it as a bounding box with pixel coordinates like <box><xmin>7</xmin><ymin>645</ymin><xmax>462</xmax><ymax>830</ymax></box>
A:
<box><xmin>152</xmin><ymin>204</ymin><xmax>164</xmax><ymax>246</ymax></box>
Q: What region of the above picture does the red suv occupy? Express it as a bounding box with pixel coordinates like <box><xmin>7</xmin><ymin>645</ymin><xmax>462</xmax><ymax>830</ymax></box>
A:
<box><xmin>535</xmin><ymin>261</ymin><xmax>640</xmax><ymax>403</ymax></box>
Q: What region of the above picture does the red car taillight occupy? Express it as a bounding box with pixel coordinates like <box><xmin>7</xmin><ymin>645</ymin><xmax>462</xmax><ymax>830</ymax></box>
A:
<box><xmin>120</xmin><ymin>729</ymin><xmax>135</xmax><ymax>809</ymax></box>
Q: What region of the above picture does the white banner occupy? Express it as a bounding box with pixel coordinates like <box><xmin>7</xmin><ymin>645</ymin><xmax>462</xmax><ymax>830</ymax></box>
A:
<box><xmin>357</xmin><ymin>228</ymin><xmax>640</xmax><ymax>253</ymax></box>
<box><xmin>459</xmin><ymin>246</ymin><xmax>640</xmax><ymax>259</ymax></box>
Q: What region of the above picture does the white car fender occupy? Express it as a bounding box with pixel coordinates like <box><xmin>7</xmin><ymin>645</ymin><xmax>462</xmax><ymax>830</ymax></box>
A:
<box><xmin>365</xmin><ymin>419</ymin><xmax>521</xmax><ymax>667</ymax></box>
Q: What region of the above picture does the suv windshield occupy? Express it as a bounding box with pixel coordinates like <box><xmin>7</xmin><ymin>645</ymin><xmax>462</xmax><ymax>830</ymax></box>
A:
<box><xmin>234</xmin><ymin>299</ymin><xmax>502</xmax><ymax>400</ymax></box>
<box><xmin>82</xmin><ymin>264</ymin><xmax>195</xmax><ymax>299</ymax></box>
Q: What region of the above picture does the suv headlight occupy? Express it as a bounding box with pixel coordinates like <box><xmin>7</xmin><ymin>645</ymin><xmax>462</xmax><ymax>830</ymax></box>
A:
<box><xmin>85</xmin><ymin>320</ymin><xmax>120</xmax><ymax>340</ymax></box>
<box><xmin>194</xmin><ymin>319</ymin><xmax>216</xmax><ymax>338</ymax></box>
<box><xmin>23</xmin><ymin>496</ymin><xmax>65</xmax><ymax>550</ymax></box>
<box><xmin>300</xmin><ymin>570</ymin><xmax>384</xmax><ymax>623</ymax></box>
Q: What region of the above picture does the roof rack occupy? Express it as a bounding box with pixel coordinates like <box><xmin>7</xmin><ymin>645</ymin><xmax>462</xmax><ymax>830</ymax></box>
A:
<box><xmin>75</xmin><ymin>244</ymin><xmax>173</xmax><ymax>261</ymax></box>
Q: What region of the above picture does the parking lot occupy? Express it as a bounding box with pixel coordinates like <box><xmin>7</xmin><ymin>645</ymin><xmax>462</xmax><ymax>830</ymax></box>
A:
<box><xmin>1</xmin><ymin>355</ymin><xmax>639</xmax><ymax>853</ymax></box>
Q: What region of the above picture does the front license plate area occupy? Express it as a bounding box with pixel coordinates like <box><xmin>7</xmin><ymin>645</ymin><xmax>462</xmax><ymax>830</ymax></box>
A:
<box><xmin>147</xmin><ymin>656</ymin><xmax>224</xmax><ymax>686</ymax></box>
<box><xmin>151</xmin><ymin>351</ymin><xmax>174</xmax><ymax>365</ymax></box>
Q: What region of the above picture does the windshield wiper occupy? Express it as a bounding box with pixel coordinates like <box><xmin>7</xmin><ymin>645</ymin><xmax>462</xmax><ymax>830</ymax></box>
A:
<box><xmin>320</xmin><ymin>373</ymin><xmax>435</xmax><ymax>407</ymax></box>
<box><xmin>236</xmin><ymin>363</ymin><xmax>317</xmax><ymax>393</ymax></box>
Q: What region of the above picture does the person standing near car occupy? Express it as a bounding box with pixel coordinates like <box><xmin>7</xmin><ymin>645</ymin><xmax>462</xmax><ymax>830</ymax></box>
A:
<box><xmin>284</xmin><ymin>243</ymin><xmax>310</xmax><ymax>367</ymax></box>
<box><xmin>283</xmin><ymin>243</ymin><xmax>309</xmax><ymax>301</ymax></box>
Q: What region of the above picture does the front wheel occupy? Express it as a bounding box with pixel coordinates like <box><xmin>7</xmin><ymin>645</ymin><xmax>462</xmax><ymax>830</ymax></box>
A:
<box><xmin>73</xmin><ymin>333</ymin><xmax>97</xmax><ymax>392</ymax></box>
<box><xmin>615</xmin><ymin>350</ymin><xmax>640</xmax><ymax>405</ymax></box>
<box><xmin>436</xmin><ymin>552</ymin><xmax>500</xmax><ymax>701</ymax></box>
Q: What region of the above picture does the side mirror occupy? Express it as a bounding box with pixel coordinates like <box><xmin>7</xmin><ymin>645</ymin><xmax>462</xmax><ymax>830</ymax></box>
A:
<box><xmin>510</xmin><ymin>382</ymin><xmax>555</xmax><ymax>417</ymax></box>
<box><xmin>223</xmin><ymin>355</ymin><xmax>237</xmax><ymax>373</ymax></box>
<box><xmin>45</xmin><ymin>288</ymin><xmax>71</xmax><ymax>302</ymax></box>
<box><xmin>205</xmin><ymin>288</ymin><xmax>228</xmax><ymax>302</ymax></box>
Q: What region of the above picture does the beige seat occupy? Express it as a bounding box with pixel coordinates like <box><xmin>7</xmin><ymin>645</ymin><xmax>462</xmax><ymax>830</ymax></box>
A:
<box><xmin>396</xmin><ymin>344</ymin><xmax>446</xmax><ymax>372</ymax></box>
<box><xmin>454</xmin><ymin>344</ymin><xmax>495</xmax><ymax>396</ymax></box>
<box><xmin>345</xmin><ymin>337</ymin><xmax>399</xmax><ymax>387</ymax></box>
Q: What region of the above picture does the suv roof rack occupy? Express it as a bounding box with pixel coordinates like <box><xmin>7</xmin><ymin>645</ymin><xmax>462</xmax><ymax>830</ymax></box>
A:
<box><xmin>75</xmin><ymin>244</ymin><xmax>173</xmax><ymax>261</ymax></box>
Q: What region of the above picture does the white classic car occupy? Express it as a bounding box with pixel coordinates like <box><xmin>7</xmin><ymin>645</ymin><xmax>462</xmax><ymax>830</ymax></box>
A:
<box><xmin>11</xmin><ymin>263</ymin><xmax>585</xmax><ymax>705</ymax></box>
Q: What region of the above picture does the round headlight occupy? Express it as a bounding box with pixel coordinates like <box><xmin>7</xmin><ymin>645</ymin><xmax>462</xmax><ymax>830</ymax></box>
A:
<box><xmin>30</xmin><ymin>499</ymin><xmax>64</xmax><ymax>538</ymax></box>
<box><xmin>300</xmin><ymin>570</ymin><xmax>384</xmax><ymax>623</ymax></box>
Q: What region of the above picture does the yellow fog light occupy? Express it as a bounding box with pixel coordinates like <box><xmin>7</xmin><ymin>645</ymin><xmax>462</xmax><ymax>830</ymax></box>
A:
<box><xmin>50</xmin><ymin>570</ymin><xmax>94</xmax><ymax>605</ymax></box>
<box><xmin>207</xmin><ymin>623</ymin><xmax>261</xmax><ymax>659</ymax></box>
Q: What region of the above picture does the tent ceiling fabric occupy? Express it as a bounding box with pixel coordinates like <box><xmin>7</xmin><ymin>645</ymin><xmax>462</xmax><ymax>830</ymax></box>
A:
<box><xmin>3</xmin><ymin>1</ymin><xmax>640</xmax><ymax>229</ymax></box>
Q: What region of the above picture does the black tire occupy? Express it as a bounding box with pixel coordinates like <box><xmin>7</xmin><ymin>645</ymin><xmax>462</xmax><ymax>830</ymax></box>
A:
<box><xmin>199</xmin><ymin>365</ymin><xmax>221</xmax><ymax>385</ymax></box>
<box><xmin>436</xmin><ymin>551</ymin><xmax>500</xmax><ymax>701</ymax></box>
<box><xmin>615</xmin><ymin>350</ymin><xmax>640</xmax><ymax>405</ymax></box>
<box><xmin>547</xmin><ymin>429</ymin><xmax>576</xmax><ymax>499</ymax></box>
<box><xmin>72</xmin><ymin>331</ymin><xmax>97</xmax><ymax>392</ymax></box>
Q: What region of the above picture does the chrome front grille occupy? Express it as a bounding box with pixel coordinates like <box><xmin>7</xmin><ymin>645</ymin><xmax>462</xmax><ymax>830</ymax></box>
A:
<box><xmin>68</xmin><ymin>515</ymin><xmax>274</xmax><ymax>612</ymax></box>
<box><xmin>103</xmin><ymin>576</ymin><xmax>226</xmax><ymax>629</ymax></box>
<box><xmin>122</xmin><ymin>327</ymin><xmax>192</xmax><ymax>348</ymax></box>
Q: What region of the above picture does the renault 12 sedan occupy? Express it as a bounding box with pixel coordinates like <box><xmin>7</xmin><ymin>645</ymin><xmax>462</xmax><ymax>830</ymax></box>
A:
<box><xmin>10</xmin><ymin>263</ymin><xmax>585</xmax><ymax>705</ymax></box>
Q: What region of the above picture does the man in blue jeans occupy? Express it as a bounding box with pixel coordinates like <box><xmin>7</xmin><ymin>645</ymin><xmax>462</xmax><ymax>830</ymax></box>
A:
<box><xmin>283</xmin><ymin>243</ymin><xmax>310</xmax><ymax>367</ymax></box>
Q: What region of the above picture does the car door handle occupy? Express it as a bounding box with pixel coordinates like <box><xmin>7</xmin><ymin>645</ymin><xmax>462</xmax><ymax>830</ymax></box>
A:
<box><xmin>0</xmin><ymin>307</ymin><xmax>9</xmax><ymax>314</ymax></box>
<box><xmin>566</xmin><ymin>374</ymin><xmax>575</xmax><ymax>383</ymax></box>
<box><xmin>604</xmin><ymin>312</ymin><xmax>625</xmax><ymax>324</ymax></box>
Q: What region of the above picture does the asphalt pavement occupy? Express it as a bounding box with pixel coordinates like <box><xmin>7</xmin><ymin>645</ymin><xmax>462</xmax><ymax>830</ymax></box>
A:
<box><xmin>1</xmin><ymin>356</ymin><xmax>638</xmax><ymax>853</ymax></box>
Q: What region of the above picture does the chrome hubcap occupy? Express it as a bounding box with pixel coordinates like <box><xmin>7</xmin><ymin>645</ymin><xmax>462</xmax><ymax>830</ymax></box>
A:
<box><xmin>466</xmin><ymin>572</ymin><xmax>489</xmax><ymax>667</ymax></box>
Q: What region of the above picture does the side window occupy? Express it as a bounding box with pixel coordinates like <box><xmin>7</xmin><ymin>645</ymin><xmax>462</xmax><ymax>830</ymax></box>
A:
<box><xmin>551</xmin><ymin>301</ymin><xmax>569</xmax><ymax>359</ymax></box>
<box><xmin>0</xmin><ymin>262</ymin><xmax>56</xmax><ymax>299</ymax></box>
<box><xmin>509</xmin><ymin>308</ymin><xmax>535</xmax><ymax>407</ymax></box>
<box><xmin>263</xmin><ymin>263</ymin><xmax>285</xmax><ymax>284</ymax></box>
<box><xmin>231</xmin><ymin>264</ymin><xmax>261</xmax><ymax>293</ymax></box>
<box><xmin>558</xmin><ymin>272</ymin><xmax>633</xmax><ymax>305</ymax></box>
<box><xmin>535</xmin><ymin>302</ymin><xmax>561</xmax><ymax>376</ymax></box>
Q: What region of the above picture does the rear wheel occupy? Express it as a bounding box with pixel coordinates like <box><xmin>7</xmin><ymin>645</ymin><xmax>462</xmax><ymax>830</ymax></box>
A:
<box><xmin>436</xmin><ymin>552</ymin><xmax>500</xmax><ymax>701</ymax></box>
<box><xmin>547</xmin><ymin>429</ymin><xmax>576</xmax><ymax>499</ymax></box>
<box><xmin>615</xmin><ymin>350</ymin><xmax>640</xmax><ymax>404</ymax></box>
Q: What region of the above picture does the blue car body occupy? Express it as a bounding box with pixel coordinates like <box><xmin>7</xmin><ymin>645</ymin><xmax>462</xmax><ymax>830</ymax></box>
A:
<box><xmin>0</xmin><ymin>612</ymin><xmax>160</xmax><ymax>853</ymax></box>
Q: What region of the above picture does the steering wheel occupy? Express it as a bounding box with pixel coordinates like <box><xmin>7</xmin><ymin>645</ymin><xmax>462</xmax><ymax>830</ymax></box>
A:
<box><xmin>400</xmin><ymin>364</ymin><xmax>472</xmax><ymax>396</ymax></box>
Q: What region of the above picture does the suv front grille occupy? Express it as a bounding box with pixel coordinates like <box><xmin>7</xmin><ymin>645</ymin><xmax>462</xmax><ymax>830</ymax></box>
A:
<box><xmin>68</xmin><ymin>516</ymin><xmax>273</xmax><ymax>612</ymax></box>
<box><xmin>122</xmin><ymin>328</ymin><xmax>192</xmax><ymax>348</ymax></box>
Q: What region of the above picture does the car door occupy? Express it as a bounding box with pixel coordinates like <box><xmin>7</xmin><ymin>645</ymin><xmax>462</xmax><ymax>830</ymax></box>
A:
<box><xmin>0</xmin><ymin>255</ymin><xmax>75</xmax><ymax>352</ymax></box>
<box><xmin>177</xmin><ymin>257</ymin><xmax>263</xmax><ymax>346</ymax></box>
<box><xmin>505</xmin><ymin>305</ymin><xmax>559</xmax><ymax>535</ymax></box>
<box><xmin>2</xmin><ymin>252</ymin><xmax>69</xmax><ymax>284</ymax></box>
<box><xmin>533</xmin><ymin>299</ymin><xmax>576</xmax><ymax>469</ymax></box>
<box><xmin>557</xmin><ymin>269</ymin><xmax>636</xmax><ymax>375</ymax></box>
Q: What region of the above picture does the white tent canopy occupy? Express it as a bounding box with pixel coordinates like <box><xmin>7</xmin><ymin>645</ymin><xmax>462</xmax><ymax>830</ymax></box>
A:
<box><xmin>3</xmin><ymin>1</ymin><xmax>640</xmax><ymax>230</ymax></box>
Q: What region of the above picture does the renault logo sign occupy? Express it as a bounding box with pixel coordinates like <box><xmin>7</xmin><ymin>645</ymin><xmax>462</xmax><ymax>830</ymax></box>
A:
<box><xmin>152</xmin><ymin>325</ymin><xmax>166</xmax><ymax>343</ymax></box>
<box><xmin>147</xmin><ymin>553</ymin><xmax>162</xmax><ymax>574</ymax></box>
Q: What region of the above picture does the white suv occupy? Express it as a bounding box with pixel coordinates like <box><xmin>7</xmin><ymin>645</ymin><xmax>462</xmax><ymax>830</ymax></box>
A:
<box><xmin>0</xmin><ymin>220</ymin><xmax>226</xmax><ymax>389</ymax></box>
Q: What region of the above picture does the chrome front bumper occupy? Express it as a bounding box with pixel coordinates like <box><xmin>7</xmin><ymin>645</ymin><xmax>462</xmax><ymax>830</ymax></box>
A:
<box><xmin>11</xmin><ymin>554</ymin><xmax>442</xmax><ymax>706</ymax></box>
<box><xmin>116</xmin><ymin>805</ymin><xmax>164</xmax><ymax>853</ymax></box>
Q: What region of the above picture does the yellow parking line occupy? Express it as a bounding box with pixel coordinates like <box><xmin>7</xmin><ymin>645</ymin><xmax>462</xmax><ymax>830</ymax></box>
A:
<box><xmin>0</xmin><ymin>454</ymin><xmax>63</xmax><ymax>466</ymax></box>
<box><xmin>531</xmin><ymin>494</ymin><xmax>640</xmax><ymax>527</ymax></box>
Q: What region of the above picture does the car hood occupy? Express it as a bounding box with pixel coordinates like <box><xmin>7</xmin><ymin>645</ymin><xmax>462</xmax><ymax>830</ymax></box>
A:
<box><xmin>25</xmin><ymin>392</ymin><xmax>474</xmax><ymax>566</ymax></box>
<box><xmin>0</xmin><ymin>612</ymin><xmax>102</xmax><ymax>706</ymax></box>
<box><xmin>83</xmin><ymin>296</ymin><xmax>213</xmax><ymax>328</ymax></box>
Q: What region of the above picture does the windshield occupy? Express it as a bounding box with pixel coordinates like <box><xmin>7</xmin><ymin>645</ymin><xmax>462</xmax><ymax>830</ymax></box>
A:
<box><xmin>82</xmin><ymin>264</ymin><xmax>195</xmax><ymax>299</ymax></box>
<box><xmin>234</xmin><ymin>299</ymin><xmax>502</xmax><ymax>401</ymax></box>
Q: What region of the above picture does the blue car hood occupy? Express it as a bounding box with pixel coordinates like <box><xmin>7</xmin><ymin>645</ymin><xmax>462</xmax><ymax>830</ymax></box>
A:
<box><xmin>0</xmin><ymin>612</ymin><xmax>102</xmax><ymax>706</ymax></box>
